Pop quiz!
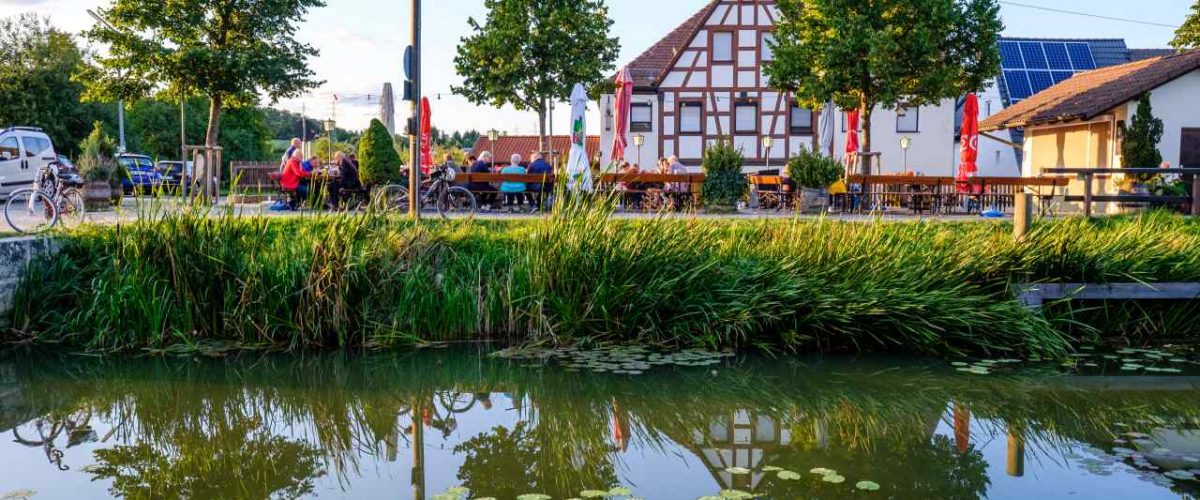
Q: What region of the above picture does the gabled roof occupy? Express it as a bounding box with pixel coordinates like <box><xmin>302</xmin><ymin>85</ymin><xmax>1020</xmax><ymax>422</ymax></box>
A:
<box><xmin>620</xmin><ymin>0</ymin><xmax>719</xmax><ymax>88</ymax></box>
<box><xmin>980</xmin><ymin>49</ymin><xmax>1200</xmax><ymax>132</ymax></box>
<box><xmin>470</xmin><ymin>135</ymin><xmax>601</xmax><ymax>163</ymax></box>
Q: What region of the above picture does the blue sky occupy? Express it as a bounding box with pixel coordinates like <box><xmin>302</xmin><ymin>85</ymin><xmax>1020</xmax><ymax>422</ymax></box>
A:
<box><xmin>0</xmin><ymin>0</ymin><xmax>1192</xmax><ymax>134</ymax></box>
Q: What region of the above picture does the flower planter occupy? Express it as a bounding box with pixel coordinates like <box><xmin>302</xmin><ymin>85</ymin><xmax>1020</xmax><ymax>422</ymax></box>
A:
<box><xmin>1119</xmin><ymin>183</ymin><xmax>1150</xmax><ymax>212</ymax></box>
<box><xmin>798</xmin><ymin>187</ymin><xmax>830</xmax><ymax>213</ymax></box>
<box><xmin>83</xmin><ymin>181</ymin><xmax>113</xmax><ymax>210</ymax></box>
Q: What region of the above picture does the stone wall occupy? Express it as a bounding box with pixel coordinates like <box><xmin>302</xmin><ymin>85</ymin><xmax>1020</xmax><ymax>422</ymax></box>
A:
<box><xmin>0</xmin><ymin>237</ymin><xmax>58</xmax><ymax>326</ymax></box>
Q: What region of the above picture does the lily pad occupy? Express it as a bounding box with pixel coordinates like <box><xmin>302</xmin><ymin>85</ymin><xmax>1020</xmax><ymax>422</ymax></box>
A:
<box><xmin>725</xmin><ymin>467</ymin><xmax>751</xmax><ymax>475</ymax></box>
<box><xmin>1164</xmin><ymin>470</ymin><xmax>1196</xmax><ymax>481</ymax></box>
<box><xmin>821</xmin><ymin>474</ymin><xmax>846</xmax><ymax>484</ymax></box>
<box><xmin>761</xmin><ymin>466</ymin><xmax>783</xmax><ymax>472</ymax></box>
<box><xmin>810</xmin><ymin>467</ymin><xmax>837</xmax><ymax>475</ymax></box>
<box><xmin>856</xmin><ymin>481</ymin><xmax>882</xmax><ymax>491</ymax></box>
<box><xmin>777</xmin><ymin>470</ymin><xmax>802</xmax><ymax>480</ymax></box>
<box><xmin>609</xmin><ymin>486</ymin><xmax>633</xmax><ymax>496</ymax></box>
<box><xmin>517</xmin><ymin>495</ymin><xmax>552</xmax><ymax>500</ymax></box>
<box><xmin>581</xmin><ymin>490</ymin><xmax>610</xmax><ymax>498</ymax></box>
<box><xmin>719</xmin><ymin>489</ymin><xmax>755</xmax><ymax>499</ymax></box>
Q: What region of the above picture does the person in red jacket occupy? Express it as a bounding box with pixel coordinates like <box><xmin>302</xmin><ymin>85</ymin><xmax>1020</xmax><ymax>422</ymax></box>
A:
<box><xmin>280</xmin><ymin>150</ymin><xmax>311</xmax><ymax>210</ymax></box>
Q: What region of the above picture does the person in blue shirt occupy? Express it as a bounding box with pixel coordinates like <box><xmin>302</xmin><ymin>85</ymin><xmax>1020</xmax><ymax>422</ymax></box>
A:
<box><xmin>526</xmin><ymin>152</ymin><xmax>553</xmax><ymax>212</ymax></box>
<box><xmin>499</xmin><ymin>154</ymin><xmax>527</xmax><ymax>213</ymax></box>
<box><xmin>469</xmin><ymin>152</ymin><xmax>497</xmax><ymax>211</ymax></box>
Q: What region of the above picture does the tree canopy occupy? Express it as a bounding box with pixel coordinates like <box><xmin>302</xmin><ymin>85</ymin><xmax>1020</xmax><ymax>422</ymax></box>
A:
<box><xmin>1121</xmin><ymin>93</ymin><xmax>1164</xmax><ymax>171</ymax></box>
<box><xmin>453</xmin><ymin>0</ymin><xmax>619</xmax><ymax>149</ymax></box>
<box><xmin>1174</xmin><ymin>2</ymin><xmax>1200</xmax><ymax>49</ymax></box>
<box><xmin>765</xmin><ymin>0</ymin><xmax>1002</xmax><ymax>175</ymax></box>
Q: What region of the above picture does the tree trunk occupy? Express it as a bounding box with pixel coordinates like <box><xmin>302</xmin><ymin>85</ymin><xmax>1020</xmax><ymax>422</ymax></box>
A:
<box><xmin>200</xmin><ymin>94</ymin><xmax>223</xmax><ymax>199</ymax></box>
<box><xmin>859</xmin><ymin>101</ymin><xmax>873</xmax><ymax>178</ymax></box>
<box><xmin>811</xmin><ymin>107</ymin><xmax>820</xmax><ymax>154</ymax></box>
<box><xmin>536</xmin><ymin>100</ymin><xmax>548</xmax><ymax>157</ymax></box>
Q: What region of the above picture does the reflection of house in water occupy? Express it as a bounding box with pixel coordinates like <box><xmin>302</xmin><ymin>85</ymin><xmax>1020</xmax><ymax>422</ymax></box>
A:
<box><xmin>688</xmin><ymin>410</ymin><xmax>791</xmax><ymax>491</ymax></box>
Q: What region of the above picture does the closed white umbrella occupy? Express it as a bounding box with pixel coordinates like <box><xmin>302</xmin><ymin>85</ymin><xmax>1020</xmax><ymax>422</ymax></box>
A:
<box><xmin>819</xmin><ymin>100</ymin><xmax>836</xmax><ymax>158</ymax></box>
<box><xmin>567</xmin><ymin>83</ymin><xmax>593</xmax><ymax>192</ymax></box>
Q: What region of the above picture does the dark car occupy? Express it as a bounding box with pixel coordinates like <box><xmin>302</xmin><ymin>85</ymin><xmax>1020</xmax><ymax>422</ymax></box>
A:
<box><xmin>155</xmin><ymin>161</ymin><xmax>193</xmax><ymax>192</ymax></box>
<box><xmin>118</xmin><ymin>153</ymin><xmax>161</xmax><ymax>195</ymax></box>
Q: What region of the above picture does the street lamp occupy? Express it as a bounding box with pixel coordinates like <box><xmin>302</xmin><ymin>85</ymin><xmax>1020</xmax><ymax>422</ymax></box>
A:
<box><xmin>487</xmin><ymin>129</ymin><xmax>499</xmax><ymax>170</ymax></box>
<box><xmin>633</xmin><ymin>134</ymin><xmax>645</xmax><ymax>166</ymax></box>
<box><xmin>899</xmin><ymin>136</ymin><xmax>912</xmax><ymax>174</ymax></box>
<box><xmin>762</xmin><ymin>136</ymin><xmax>774</xmax><ymax>172</ymax></box>
<box><xmin>87</xmin><ymin>9</ymin><xmax>126</xmax><ymax>153</ymax></box>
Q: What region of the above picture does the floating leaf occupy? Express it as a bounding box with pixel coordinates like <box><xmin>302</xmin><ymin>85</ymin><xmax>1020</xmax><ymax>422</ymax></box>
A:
<box><xmin>581</xmin><ymin>490</ymin><xmax>610</xmax><ymax>498</ymax></box>
<box><xmin>761</xmin><ymin>466</ymin><xmax>783</xmax><ymax>472</ymax></box>
<box><xmin>1164</xmin><ymin>470</ymin><xmax>1196</xmax><ymax>481</ymax></box>
<box><xmin>697</xmin><ymin>497</ymin><xmax>724</xmax><ymax>500</ymax></box>
<box><xmin>822</xmin><ymin>474</ymin><xmax>846</xmax><ymax>484</ymax></box>
<box><xmin>725</xmin><ymin>467</ymin><xmax>751</xmax><ymax>475</ymax></box>
<box><xmin>518</xmin><ymin>495</ymin><xmax>552</xmax><ymax>500</ymax></box>
<box><xmin>719</xmin><ymin>489</ymin><xmax>755</xmax><ymax>499</ymax></box>
<box><xmin>950</xmin><ymin>362</ymin><xmax>969</xmax><ymax>367</ymax></box>
<box><xmin>777</xmin><ymin>470</ymin><xmax>802</xmax><ymax>480</ymax></box>
<box><xmin>446</xmin><ymin>486</ymin><xmax>469</xmax><ymax>496</ymax></box>
<box><xmin>810</xmin><ymin>467</ymin><xmax>836</xmax><ymax>475</ymax></box>
<box><xmin>856</xmin><ymin>481</ymin><xmax>881</xmax><ymax>491</ymax></box>
<box><xmin>609</xmin><ymin>486</ymin><xmax>633</xmax><ymax>496</ymax></box>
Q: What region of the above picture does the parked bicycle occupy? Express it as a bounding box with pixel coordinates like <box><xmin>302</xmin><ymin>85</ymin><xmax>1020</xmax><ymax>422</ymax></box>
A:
<box><xmin>4</xmin><ymin>160</ymin><xmax>86</xmax><ymax>233</ymax></box>
<box><xmin>373</xmin><ymin>164</ymin><xmax>476</xmax><ymax>218</ymax></box>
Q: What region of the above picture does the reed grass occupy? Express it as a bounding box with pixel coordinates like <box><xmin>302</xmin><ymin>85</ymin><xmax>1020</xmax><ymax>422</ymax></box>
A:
<box><xmin>9</xmin><ymin>202</ymin><xmax>1200</xmax><ymax>356</ymax></box>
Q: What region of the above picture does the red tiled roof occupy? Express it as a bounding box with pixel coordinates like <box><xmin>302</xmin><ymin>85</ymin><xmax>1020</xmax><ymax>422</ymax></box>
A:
<box><xmin>469</xmin><ymin>135</ymin><xmax>601</xmax><ymax>163</ymax></box>
<box><xmin>981</xmin><ymin>49</ymin><xmax>1200</xmax><ymax>132</ymax></box>
<box><xmin>619</xmin><ymin>0</ymin><xmax>719</xmax><ymax>88</ymax></box>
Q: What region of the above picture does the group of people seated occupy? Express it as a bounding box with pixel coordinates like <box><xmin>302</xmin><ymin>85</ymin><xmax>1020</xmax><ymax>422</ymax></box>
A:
<box><xmin>277</xmin><ymin>138</ymin><xmax>362</xmax><ymax>211</ymax></box>
<box><xmin>614</xmin><ymin>155</ymin><xmax>691</xmax><ymax>210</ymax></box>
<box><xmin>466</xmin><ymin>151</ymin><xmax>553</xmax><ymax>213</ymax></box>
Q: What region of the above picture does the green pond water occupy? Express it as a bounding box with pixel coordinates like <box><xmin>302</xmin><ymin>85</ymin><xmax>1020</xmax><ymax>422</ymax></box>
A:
<box><xmin>1</xmin><ymin>348</ymin><xmax>1198</xmax><ymax>499</ymax></box>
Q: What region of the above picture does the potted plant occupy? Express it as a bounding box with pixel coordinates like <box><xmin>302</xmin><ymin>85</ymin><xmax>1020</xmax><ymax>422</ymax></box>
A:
<box><xmin>700</xmin><ymin>140</ymin><xmax>747</xmax><ymax>213</ymax></box>
<box><xmin>76</xmin><ymin>122</ymin><xmax>121</xmax><ymax>209</ymax></box>
<box><xmin>1118</xmin><ymin>93</ymin><xmax>1164</xmax><ymax>210</ymax></box>
<box><xmin>787</xmin><ymin>148</ymin><xmax>842</xmax><ymax>213</ymax></box>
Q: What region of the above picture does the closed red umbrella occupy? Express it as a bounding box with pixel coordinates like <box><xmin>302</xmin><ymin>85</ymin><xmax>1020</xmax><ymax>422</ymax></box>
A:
<box><xmin>610</xmin><ymin>66</ymin><xmax>633</xmax><ymax>164</ymax></box>
<box><xmin>845</xmin><ymin>110</ymin><xmax>860</xmax><ymax>155</ymax></box>
<box><xmin>420</xmin><ymin>97</ymin><xmax>433</xmax><ymax>175</ymax></box>
<box><xmin>958</xmin><ymin>93</ymin><xmax>980</xmax><ymax>193</ymax></box>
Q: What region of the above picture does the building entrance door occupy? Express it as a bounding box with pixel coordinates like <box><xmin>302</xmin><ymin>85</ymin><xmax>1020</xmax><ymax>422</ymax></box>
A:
<box><xmin>1182</xmin><ymin>128</ymin><xmax>1200</xmax><ymax>168</ymax></box>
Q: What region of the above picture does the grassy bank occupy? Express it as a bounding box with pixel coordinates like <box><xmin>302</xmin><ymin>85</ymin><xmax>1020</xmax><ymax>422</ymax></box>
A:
<box><xmin>8</xmin><ymin>203</ymin><xmax>1200</xmax><ymax>355</ymax></box>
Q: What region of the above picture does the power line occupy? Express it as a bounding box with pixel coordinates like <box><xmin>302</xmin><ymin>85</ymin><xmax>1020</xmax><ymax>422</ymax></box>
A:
<box><xmin>999</xmin><ymin>1</ymin><xmax>1180</xmax><ymax>29</ymax></box>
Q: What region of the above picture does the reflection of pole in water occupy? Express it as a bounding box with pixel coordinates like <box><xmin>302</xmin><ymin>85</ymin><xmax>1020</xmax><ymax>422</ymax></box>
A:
<box><xmin>953</xmin><ymin>403</ymin><xmax>971</xmax><ymax>453</ymax></box>
<box><xmin>1007</xmin><ymin>426</ymin><xmax>1025</xmax><ymax>477</ymax></box>
<box><xmin>412</xmin><ymin>403</ymin><xmax>426</xmax><ymax>500</ymax></box>
<box><xmin>611</xmin><ymin>400</ymin><xmax>631</xmax><ymax>452</ymax></box>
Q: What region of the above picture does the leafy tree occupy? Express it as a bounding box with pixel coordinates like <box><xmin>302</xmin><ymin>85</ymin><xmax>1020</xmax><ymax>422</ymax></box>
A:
<box><xmin>1174</xmin><ymin>1</ymin><xmax>1200</xmax><ymax>49</ymax></box>
<box><xmin>0</xmin><ymin>13</ymin><xmax>110</xmax><ymax>156</ymax></box>
<box><xmin>124</xmin><ymin>97</ymin><xmax>272</xmax><ymax>170</ymax></box>
<box><xmin>454</xmin><ymin>0</ymin><xmax>620</xmax><ymax>151</ymax></box>
<box><xmin>701</xmin><ymin>140</ymin><xmax>748</xmax><ymax>211</ymax></box>
<box><xmin>766</xmin><ymin>0</ymin><xmax>1002</xmax><ymax>178</ymax></box>
<box><xmin>81</xmin><ymin>0</ymin><xmax>325</xmax><ymax>195</ymax></box>
<box><xmin>358</xmin><ymin>119</ymin><xmax>403</xmax><ymax>186</ymax></box>
<box><xmin>1121</xmin><ymin>93</ymin><xmax>1164</xmax><ymax>176</ymax></box>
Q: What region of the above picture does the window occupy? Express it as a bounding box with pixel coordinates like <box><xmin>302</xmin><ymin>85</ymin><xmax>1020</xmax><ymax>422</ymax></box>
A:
<box><xmin>0</xmin><ymin>137</ymin><xmax>18</xmax><ymax>161</ymax></box>
<box><xmin>21</xmin><ymin>137</ymin><xmax>50</xmax><ymax>158</ymax></box>
<box><xmin>896</xmin><ymin>106</ymin><xmax>919</xmax><ymax>132</ymax></box>
<box><xmin>735</xmin><ymin>101</ymin><xmax>758</xmax><ymax>133</ymax></box>
<box><xmin>712</xmin><ymin>32</ymin><xmax>734</xmax><ymax>63</ymax></box>
<box><xmin>679</xmin><ymin>102</ymin><xmax>702</xmax><ymax>134</ymax></box>
<box><xmin>630</xmin><ymin>103</ymin><xmax>653</xmax><ymax>132</ymax></box>
<box><xmin>761</xmin><ymin>33</ymin><xmax>776</xmax><ymax>62</ymax></box>
<box><xmin>789</xmin><ymin>104</ymin><xmax>813</xmax><ymax>134</ymax></box>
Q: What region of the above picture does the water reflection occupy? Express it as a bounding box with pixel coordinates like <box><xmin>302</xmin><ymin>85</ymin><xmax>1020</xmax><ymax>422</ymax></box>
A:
<box><xmin>0</xmin><ymin>351</ymin><xmax>1198</xmax><ymax>499</ymax></box>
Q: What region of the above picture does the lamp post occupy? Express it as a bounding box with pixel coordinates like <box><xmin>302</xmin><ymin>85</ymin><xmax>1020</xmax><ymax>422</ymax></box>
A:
<box><xmin>87</xmin><ymin>9</ymin><xmax>126</xmax><ymax>153</ymax></box>
<box><xmin>487</xmin><ymin>129</ymin><xmax>499</xmax><ymax>171</ymax></box>
<box><xmin>762</xmin><ymin>136</ymin><xmax>774</xmax><ymax>172</ymax></box>
<box><xmin>899</xmin><ymin>136</ymin><xmax>912</xmax><ymax>174</ymax></box>
<box><xmin>633</xmin><ymin>134</ymin><xmax>644</xmax><ymax>166</ymax></box>
<box><xmin>323</xmin><ymin>119</ymin><xmax>336</xmax><ymax>164</ymax></box>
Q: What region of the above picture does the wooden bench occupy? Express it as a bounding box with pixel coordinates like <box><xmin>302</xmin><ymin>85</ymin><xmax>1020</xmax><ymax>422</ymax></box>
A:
<box><xmin>747</xmin><ymin>175</ymin><xmax>791</xmax><ymax>209</ymax></box>
<box><xmin>597</xmin><ymin>173</ymin><xmax>705</xmax><ymax>210</ymax></box>
<box><xmin>1017</xmin><ymin>282</ymin><xmax>1200</xmax><ymax>308</ymax></box>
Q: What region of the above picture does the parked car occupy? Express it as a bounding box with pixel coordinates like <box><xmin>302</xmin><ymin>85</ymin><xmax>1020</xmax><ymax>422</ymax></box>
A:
<box><xmin>117</xmin><ymin>153</ymin><xmax>161</xmax><ymax>195</ymax></box>
<box><xmin>155</xmin><ymin>161</ymin><xmax>193</xmax><ymax>193</ymax></box>
<box><xmin>0</xmin><ymin>127</ymin><xmax>58</xmax><ymax>197</ymax></box>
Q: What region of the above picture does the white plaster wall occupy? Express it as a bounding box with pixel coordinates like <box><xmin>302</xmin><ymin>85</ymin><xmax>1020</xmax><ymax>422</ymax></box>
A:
<box><xmin>832</xmin><ymin>98</ymin><xmax>958</xmax><ymax>176</ymax></box>
<box><xmin>969</xmin><ymin>81</ymin><xmax>1023</xmax><ymax>176</ymax></box>
<box><xmin>1135</xmin><ymin>69</ymin><xmax>1200</xmax><ymax>167</ymax></box>
<box><xmin>598</xmin><ymin>94</ymin><xmax>661</xmax><ymax>167</ymax></box>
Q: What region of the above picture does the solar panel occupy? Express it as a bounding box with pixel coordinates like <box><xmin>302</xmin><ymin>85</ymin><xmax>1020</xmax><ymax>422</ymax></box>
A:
<box><xmin>1027</xmin><ymin>71</ymin><xmax>1055</xmax><ymax>93</ymax></box>
<box><xmin>1004</xmin><ymin>70</ymin><xmax>1033</xmax><ymax>100</ymax></box>
<box><xmin>1043</xmin><ymin>43</ymin><xmax>1072</xmax><ymax>70</ymax></box>
<box><xmin>1051</xmin><ymin>71</ymin><xmax>1074</xmax><ymax>84</ymax></box>
<box><xmin>1000</xmin><ymin>41</ymin><xmax>1024</xmax><ymax>69</ymax></box>
<box><xmin>1020</xmin><ymin>42</ymin><xmax>1048</xmax><ymax>69</ymax></box>
<box><xmin>1067</xmin><ymin>43</ymin><xmax>1096</xmax><ymax>70</ymax></box>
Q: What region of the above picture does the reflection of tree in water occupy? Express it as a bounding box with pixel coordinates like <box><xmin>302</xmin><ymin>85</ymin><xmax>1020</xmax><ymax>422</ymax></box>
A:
<box><xmin>454</xmin><ymin>421</ymin><xmax>618</xmax><ymax>499</ymax></box>
<box><xmin>88</xmin><ymin>416</ymin><xmax>325</xmax><ymax>499</ymax></box>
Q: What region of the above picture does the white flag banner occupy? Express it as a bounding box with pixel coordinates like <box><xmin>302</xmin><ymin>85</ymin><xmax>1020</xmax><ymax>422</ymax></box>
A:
<box><xmin>567</xmin><ymin>83</ymin><xmax>593</xmax><ymax>192</ymax></box>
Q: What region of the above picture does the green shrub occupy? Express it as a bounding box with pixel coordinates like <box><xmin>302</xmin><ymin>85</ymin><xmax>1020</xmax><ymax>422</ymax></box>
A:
<box><xmin>357</xmin><ymin>119</ymin><xmax>402</xmax><ymax>186</ymax></box>
<box><xmin>77</xmin><ymin>121</ymin><xmax>124</xmax><ymax>186</ymax></box>
<box><xmin>787</xmin><ymin>148</ymin><xmax>843</xmax><ymax>189</ymax></box>
<box><xmin>700</xmin><ymin>140</ymin><xmax>747</xmax><ymax>209</ymax></box>
<box><xmin>1121</xmin><ymin>93</ymin><xmax>1164</xmax><ymax>181</ymax></box>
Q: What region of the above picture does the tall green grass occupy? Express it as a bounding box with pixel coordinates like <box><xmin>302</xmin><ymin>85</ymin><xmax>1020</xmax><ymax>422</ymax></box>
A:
<box><xmin>9</xmin><ymin>202</ymin><xmax>1200</xmax><ymax>355</ymax></box>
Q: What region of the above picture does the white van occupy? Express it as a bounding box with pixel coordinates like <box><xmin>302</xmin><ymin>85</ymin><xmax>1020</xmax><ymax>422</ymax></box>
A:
<box><xmin>0</xmin><ymin>127</ymin><xmax>57</xmax><ymax>197</ymax></box>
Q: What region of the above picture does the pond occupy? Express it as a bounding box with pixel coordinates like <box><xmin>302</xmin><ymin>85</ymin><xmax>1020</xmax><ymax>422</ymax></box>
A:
<box><xmin>0</xmin><ymin>348</ymin><xmax>1198</xmax><ymax>499</ymax></box>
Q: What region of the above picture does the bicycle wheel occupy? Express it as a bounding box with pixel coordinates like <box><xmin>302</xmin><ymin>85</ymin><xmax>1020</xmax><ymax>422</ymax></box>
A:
<box><xmin>56</xmin><ymin>188</ymin><xmax>87</xmax><ymax>227</ymax></box>
<box><xmin>437</xmin><ymin>186</ymin><xmax>477</xmax><ymax>218</ymax></box>
<box><xmin>5</xmin><ymin>189</ymin><xmax>59</xmax><ymax>234</ymax></box>
<box><xmin>370</xmin><ymin>184</ymin><xmax>410</xmax><ymax>214</ymax></box>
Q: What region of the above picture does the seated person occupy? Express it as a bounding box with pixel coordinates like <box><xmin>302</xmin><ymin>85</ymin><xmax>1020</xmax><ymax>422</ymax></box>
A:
<box><xmin>526</xmin><ymin>153</ymin><xmax>553</xmax><ymax>211</ymax></box>
<box><xmin>469</xmin><ymin>152</ymin><xmax>498</xmax><ymax>210</ymax></box>
<box><xmin>280</xmin><ymin>150</ymin><xmax>312</xmax><ymax>210</ymax></box>
<box><xmin>326</xmin><ymin>151</ymin><xmax>363</xmax><ymax>208</ymax></box>
<box><xmin>617</xmin><ymin>162</ymin><xmax>643</xmax><ymax>209</ymax></box>
<box><xmin>500</xmin><ymin>154</ymin><xmax>527</xmax><ymax>213</ymax></box>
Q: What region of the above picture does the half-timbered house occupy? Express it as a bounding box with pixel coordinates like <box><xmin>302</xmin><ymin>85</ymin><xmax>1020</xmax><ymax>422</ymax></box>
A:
<box><xmin>599</xmin><ymin>0</ymin><xmax>958</xmax><ymax>174</ymax></box>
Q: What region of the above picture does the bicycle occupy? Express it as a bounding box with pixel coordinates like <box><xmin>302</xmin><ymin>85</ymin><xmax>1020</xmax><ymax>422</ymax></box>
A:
<box><xmin>4</xmin><ymin>161</ymin><xmax>86</xmax><ymax>234</ymax></box>
<box><xmin>373</xmin><ymin>165</ymin><xmax>476</xmax><ymax>218</ymax></box>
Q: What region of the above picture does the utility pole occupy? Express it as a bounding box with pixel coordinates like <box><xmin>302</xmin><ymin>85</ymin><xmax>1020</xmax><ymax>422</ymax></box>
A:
<box><xmin>301</xmin><ymin>102</ymin><xmax>307</xmax><ymax>156</ymax></box>
<box><xmin>408</xmin><ymin>0</ymin><xmax>422</xmax><ymax>220</ymax></box>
